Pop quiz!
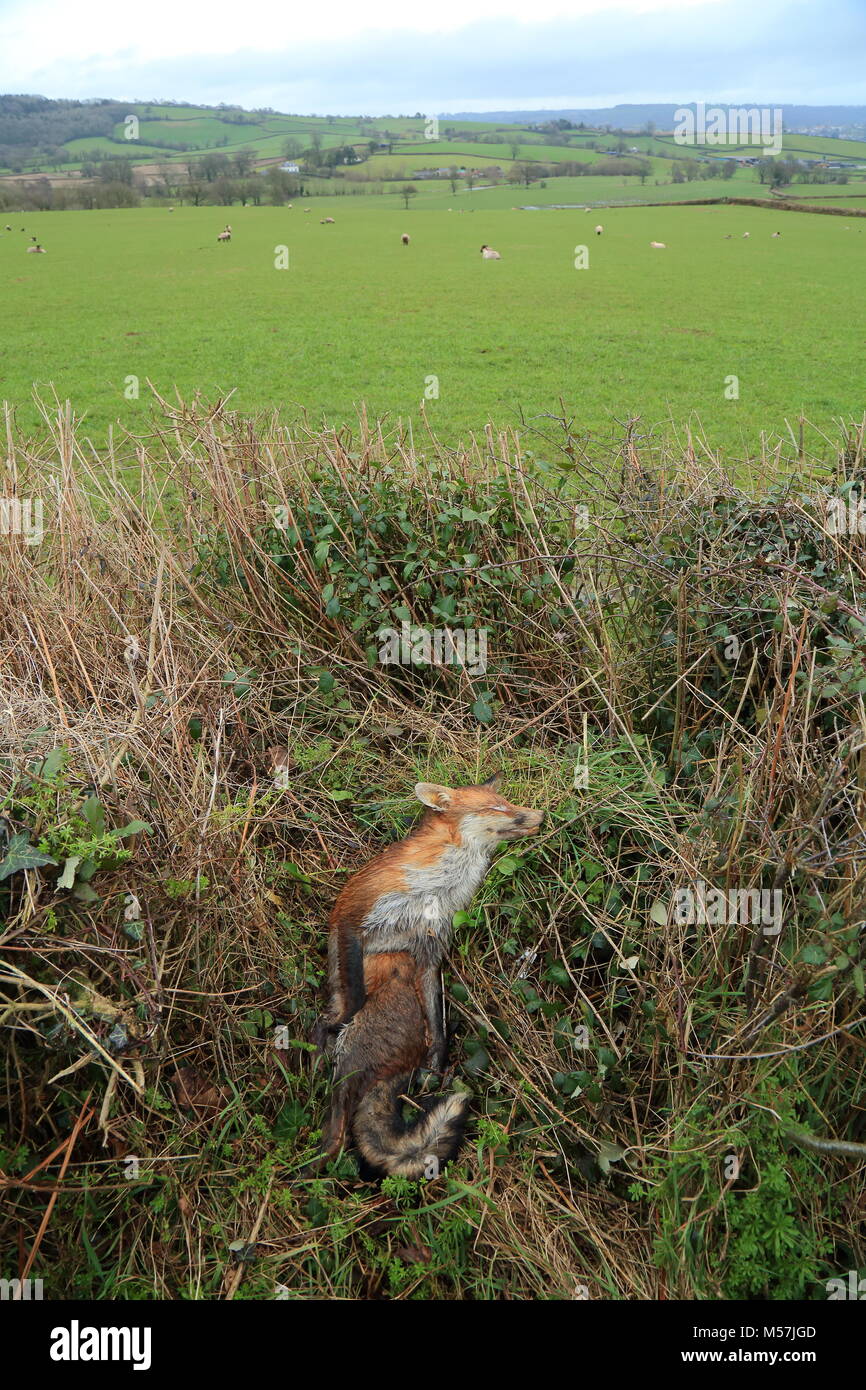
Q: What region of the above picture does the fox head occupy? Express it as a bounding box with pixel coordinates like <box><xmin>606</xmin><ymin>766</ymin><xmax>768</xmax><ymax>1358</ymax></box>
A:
<box><xmin>415</xmin><ymin>773</ymin><xmax>544</xmax><ymax>847</ymax></box>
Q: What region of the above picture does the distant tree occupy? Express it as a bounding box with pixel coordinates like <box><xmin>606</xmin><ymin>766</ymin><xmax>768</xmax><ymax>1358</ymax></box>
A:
<box><xmin>158</xmin><ymin>162</ymin><xmax>176</xmax><ymax>197</ymax></box>
<box><xmin>283</xmin><ymin>137</ymin><xmax>303</xmax><ymax>159</ymax></box>
<box><xmin>399</xmin><ymin>182</ymin><xmax>418</xmax><ymax>209</ymax></box>
<box><xmin>264</xmin><ymin>168</ymin><xmax>298</xmax><ymax>203</ymax></box>
<box><xmin>516</xmin><ymin>163</ymin><xmax>535</xmax><ymax>187</ymax></box>
<box><xmin>200</xmin><ymin>152</ymin><xmax>230</xmax><ymax>182</ymax></box>
<box><xmin>213</xmin><ymin>176</ymin><xmax>238</xmax><ymax>205</ymax></box>
<box><xmin>98</xmin><ymin>159</ymin><xmax>133</xmax><ymax>185</ymax></box>
<box><xmin>241</xmin><ymin>178</ymin><xmax>263</xmax><ymax>205</ymax></box>
<box><xmin>509</xmin><ymin>141</ymin><xmax>520</xmax><ymax>160</ymax></box>
<box><xmin>185</xmin><ymin>177</ymin><xmax>205</xmax><ymax>206</ymax></box>
<box><xmin>232</xmin><ymin>149</ymin><xmax>257</xmax><ymax>178</ymax></box>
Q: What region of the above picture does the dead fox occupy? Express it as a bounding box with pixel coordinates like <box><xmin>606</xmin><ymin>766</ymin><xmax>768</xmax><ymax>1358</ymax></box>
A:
<box><xmin>318</xmin><ymin>774</ymin><xmax>544</xmax><ymax>1177</ymax></box>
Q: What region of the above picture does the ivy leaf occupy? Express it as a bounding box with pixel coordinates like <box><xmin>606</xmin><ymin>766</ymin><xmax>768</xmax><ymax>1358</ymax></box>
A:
<box><xmin>0</xmin><ymin>834</ymin><xmax>57</xmax><ymax>881</ymax></box>
<box><xmin>471</xmin><ymin>696</ymin><xmax>493</xmax><ymax>724</ymax></box>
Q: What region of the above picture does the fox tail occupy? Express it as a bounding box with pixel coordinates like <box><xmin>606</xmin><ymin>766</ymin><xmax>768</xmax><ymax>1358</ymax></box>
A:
<box><xmin>353</xmin><ymin>1077</ymin><xmax>469</xmax><ymax>1179</ymax></box>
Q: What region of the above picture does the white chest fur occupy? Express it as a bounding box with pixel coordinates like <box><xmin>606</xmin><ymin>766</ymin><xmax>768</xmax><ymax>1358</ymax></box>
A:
<box><xmin>361</xmin><ymin>841</ymin><xmax>492</xmax><ymax>962</ymax></box>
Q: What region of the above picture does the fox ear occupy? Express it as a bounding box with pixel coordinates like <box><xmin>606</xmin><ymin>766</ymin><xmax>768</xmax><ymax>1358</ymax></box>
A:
<box><xmin>415</xmin><ymin>782</ymin><xmax>452</xmax><ymax>810</ymax></box>
<box><xmin>480</xmin><ymin>771</ymin><xmax>502</xmax><ymax>790</ymax></box>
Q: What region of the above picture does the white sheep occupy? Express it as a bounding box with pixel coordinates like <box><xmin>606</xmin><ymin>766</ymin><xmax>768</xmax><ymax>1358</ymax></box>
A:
<box><xmin>321</xmin><ymin>217</ymin><xmax>335</xmax><ymax>224</ymax></box>
<box><xmin>742</xmin><ymin>232</ymin><xmax>750</xmax><ymax>238</ymax></box>
<box><xmin>650</xmin><ymin>241</ymin><xmax>666</xmax><ymax>249</ymax></box>
<box><xmin>401</xmin><ymin>233</ymin><xmax>410</xmax><ymax>245</ymax></box>
<box><xmin>480</xmin><ymin>244</ymin><xmax>501</xmax><ymax>259</ymax></box>
<box><xmin>217</xmin><ymin>229</ymin><xmax>231</xmax><ymax>242</ymax></box>
<box><xmin>595</xmin><ymin>224</ymin><xmax>604</xmax><ymax>236</ymax></box>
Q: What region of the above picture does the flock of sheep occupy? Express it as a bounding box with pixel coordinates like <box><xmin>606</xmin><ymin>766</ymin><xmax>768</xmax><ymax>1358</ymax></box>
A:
<box><xmin>6</xmin><ymin>207</ymin><xmax>796</xmax><ymax>263</ymax></box>
<box><xmin>3</xmin><ymin>224</ymin><xmax>47</xmax><ymax>252</ymax></box>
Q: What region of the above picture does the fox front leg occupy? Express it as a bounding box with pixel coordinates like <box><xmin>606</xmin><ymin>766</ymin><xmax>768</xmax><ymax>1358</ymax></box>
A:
<box><xmin>418</xmin><ymin>964</ymin><xmax>446</xmax><ymax>1071</ymax></box>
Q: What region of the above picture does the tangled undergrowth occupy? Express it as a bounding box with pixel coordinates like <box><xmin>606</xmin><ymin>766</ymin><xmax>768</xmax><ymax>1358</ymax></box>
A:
<box><xmin>1</xmin><ymin>396</ymin><xmax>865</xmax><ymax>1300</ymax></box>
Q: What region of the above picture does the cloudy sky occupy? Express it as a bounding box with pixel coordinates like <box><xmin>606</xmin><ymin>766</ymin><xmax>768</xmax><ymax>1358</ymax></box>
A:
<box><xmin>0</xmin><ymin>0</ymin><xmax>863</xmax><ymax>113</ymax></box>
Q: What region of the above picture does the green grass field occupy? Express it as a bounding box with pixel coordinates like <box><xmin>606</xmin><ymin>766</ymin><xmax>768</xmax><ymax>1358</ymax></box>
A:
<box><xmin>2</xmin><ymin>194</ymin><xmax>864</xmax><ymax>451</ymax></box>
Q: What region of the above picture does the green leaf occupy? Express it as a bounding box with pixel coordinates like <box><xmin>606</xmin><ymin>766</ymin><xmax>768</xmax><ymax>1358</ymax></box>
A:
<box><xmin>318</xmin><ymin>672</ymin><xmax>335</xmax><ymax>694</ymax></box>
<box><xmin>801</xmin><ymin>944</ymin><xmax>827</xmax><ymax>966</ymax></box>
<box><xmin>0</xmin><ymin>834</ymin><xmax>57</xmax><ymax>881</ymax></box>
<box><xmin>80</xmin><ymin>795</ymin><xmax>106</xmax><ymax>836</ymax></box>
<box><xmin>471</xmin><ymin>696</ymin><xmax>493</xmax><ymax>724</ymax></box>
<box><xmin>71</xmin><ymin>883</ymin><xmax>100</xmax><ymax>903</ymax></box>
<box><xmin>112</xmin><ymin>821</ymin><xmax>151</xmax><ymax>840</ymax></box>
<box><xmin>34</xmin><ymin>749</ymin><xmax>65</xmax><ymax>780</ymax></box>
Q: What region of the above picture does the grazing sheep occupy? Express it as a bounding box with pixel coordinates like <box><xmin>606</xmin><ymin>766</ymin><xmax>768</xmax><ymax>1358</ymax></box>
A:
<box><xmin>771</xmin><ymin>231</ymin><xmax>781</xmax><ymax>238</ymax></box>
<box><xmin>724</xmin><ymin>234</ymin><xmax>732</xmax><ymax>239</ymax></box>
<box><xmin>401</xmin><ymin>233</ymin><xmax>410</xmax><ymax>245</ymax></box>
<box><xmin>4</xmin><ymin>225</ymin><xmax>10</xmax><ymax>231</ymax></box>
<box><xmin>650</xmin><ymin>241</ymin><xmax>666</xmax><ymax>249</ymax></box>
<box><xmin>742</xmin><ymin>232</ymin><xmax>750</xmax><ymax>238</ymax></box>
<box><xmin>321</xmin><ymin>216</ymin><xmax>335</xmax><ymax>224</ymax></box>
<box><xmin>217</xmin><ymin>229</ymin><xmax>231</xmax><ymax>243</ymax></box>
<box><xmin>480</xmin><ymin>244</ymin><xmax>501</xmax><ymax>259</ymax></box>
<box><xmin>26</xmin><ymin>244</ymin><xmax>46</xmax><ymax>253</ymax></box>
<box><xmin>595</xmin><ymin>224</ymin><xmax>603</xmax><ymax>236</ymax></box>
<box><xmin>168</xmin><ymin>206</ymin><xmax>174</xmax><ymax>212</ymax></box>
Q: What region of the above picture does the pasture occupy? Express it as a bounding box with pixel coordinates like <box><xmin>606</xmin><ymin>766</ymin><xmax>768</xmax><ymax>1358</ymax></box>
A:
<box><xmin>1</xmin><ymin>195</ymin><xmax>864</xmax><ymax>452</ymax></box>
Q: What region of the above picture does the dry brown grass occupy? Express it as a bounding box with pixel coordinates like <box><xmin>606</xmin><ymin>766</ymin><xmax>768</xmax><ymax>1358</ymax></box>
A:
<box><xmin>1</xmin><ymin>398</ymin><xmax>865</xmax><ymax>1300</ymax></box>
